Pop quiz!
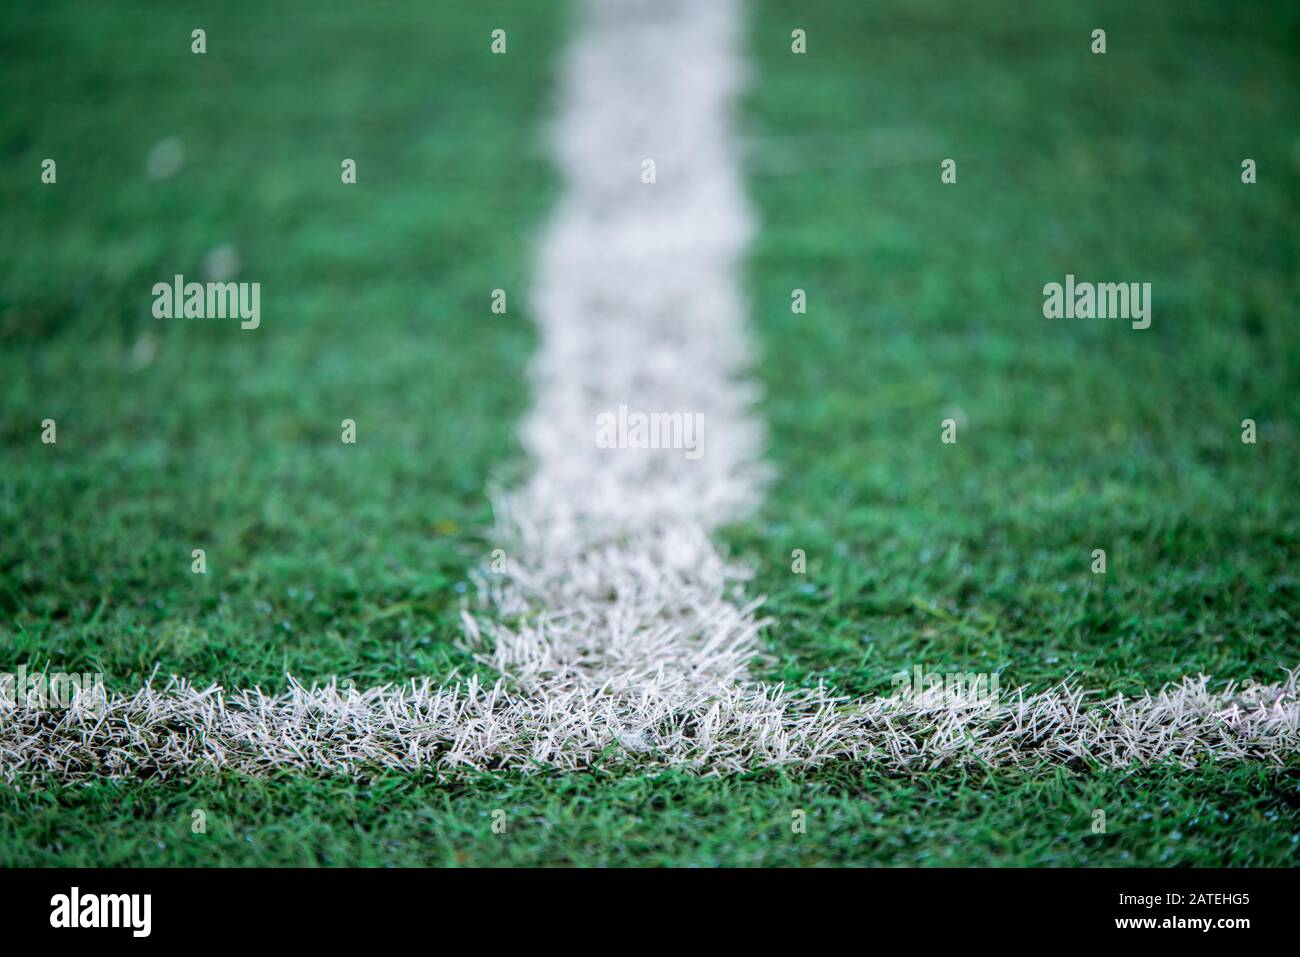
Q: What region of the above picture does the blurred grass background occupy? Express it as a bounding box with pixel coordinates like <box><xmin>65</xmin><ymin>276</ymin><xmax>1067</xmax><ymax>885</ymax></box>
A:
<box><xmin>1</xmin><ymin>0</ymin><xmax>560</xmax><ymax>688</ymax></box>
<box><xmin>1</xmin><ymin>0</ymin><xmax>1298</xmax><ymax>865</ymax></box>
<box><xmin>736</xmin><ymin>0</ymin><xmax>1300</xmax><ymax>700</ymax></box>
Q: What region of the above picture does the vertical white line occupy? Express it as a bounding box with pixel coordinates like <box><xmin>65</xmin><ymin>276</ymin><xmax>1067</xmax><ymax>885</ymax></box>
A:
<box><xmin>525</xmin><ymin>0</ymin><xmax>764</xmax><ymax>534</ymax></box>
<box><xmin>478</xmin><ymin>0</ymin><xmax>771</xmax><ymax>704</ymax></box>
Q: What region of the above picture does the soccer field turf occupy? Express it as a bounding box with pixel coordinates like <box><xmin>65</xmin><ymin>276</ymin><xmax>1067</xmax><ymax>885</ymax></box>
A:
<box><xmin>1</xmin><ymin>0</ymin><xmax>1297</xmax><ymax>865</ymax></box>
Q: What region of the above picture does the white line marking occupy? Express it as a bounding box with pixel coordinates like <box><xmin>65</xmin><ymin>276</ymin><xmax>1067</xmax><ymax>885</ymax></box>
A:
<box><xmin>3</xmin><ymin>672</ymin><xmax>1297</xmax><ymax>779</ymax></box>
<box><xmin>477</xmin><ymin>0</ymin><xmax>767</xmax><ymax>707</ymax></box>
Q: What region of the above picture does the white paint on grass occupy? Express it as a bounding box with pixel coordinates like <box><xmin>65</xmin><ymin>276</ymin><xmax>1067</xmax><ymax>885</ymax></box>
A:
<box><xmin>474</xmin><ymin>0</ymin><xmax>769</xmax><ymax>711</ymax></box>
<box><xmin>3</xmin><ymin>672</ymin><xmax>1298</xmax><ymax>779</ymax></box>
<box><xmin>3</xmin><ymin>0</ymin><xmax>1297</xmax><ymax>782</ymax></box>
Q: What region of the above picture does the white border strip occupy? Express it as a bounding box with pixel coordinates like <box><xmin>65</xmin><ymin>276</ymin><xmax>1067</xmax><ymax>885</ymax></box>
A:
<box><xmin>3</xmin><ymin>672</ymin><xmax>1297</xmax><ymax>779</ymax></box>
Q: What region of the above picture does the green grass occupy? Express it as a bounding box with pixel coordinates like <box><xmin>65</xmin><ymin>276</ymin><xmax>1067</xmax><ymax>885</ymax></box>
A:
<box><xmin>1</xmin><ymin>0</ymin><xmax>560</xmax><ymax>690</ymax></box>
<box><xmin>736</xmin><ymin>0</ymin><xmax>1299</xmax><ymax>702</ymax></box>
<box><xmin>2</xmin><ymin>0</ymin><xmax>1298</xmax><ymax>866</ymax></box>
<box><xmin>5</xmin><ymin>765</ymin><xmax>1298</xmax><ymax>866</ymax></box>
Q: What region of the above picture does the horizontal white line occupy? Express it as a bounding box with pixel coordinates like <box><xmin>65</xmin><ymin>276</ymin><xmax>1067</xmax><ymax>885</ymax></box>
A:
<box><xmin>3</xmin><ymin>671</ymin><xmax>1296</xmax><ymax>780</ymax></box>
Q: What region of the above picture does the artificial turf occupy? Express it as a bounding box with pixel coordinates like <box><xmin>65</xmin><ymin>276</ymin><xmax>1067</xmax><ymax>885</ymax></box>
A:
<box><xmin>1</xmin><ymin>0</ymin><xmax>1296</xmax><ymax>866</ymax></box>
